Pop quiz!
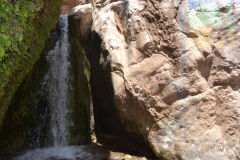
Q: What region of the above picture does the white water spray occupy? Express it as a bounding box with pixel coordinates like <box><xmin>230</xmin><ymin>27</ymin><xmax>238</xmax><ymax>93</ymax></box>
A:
<box><xmin>46</xmin><ymin>14</ymin><xmax>70</xmax><ymax>146</ymax></box>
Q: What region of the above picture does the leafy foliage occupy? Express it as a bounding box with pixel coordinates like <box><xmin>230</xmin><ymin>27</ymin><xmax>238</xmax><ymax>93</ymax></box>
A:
<box><xmin>0</xmin><ymin>0</ymin><xmax>36</xmax><ymax>62</ymax></box>
<box><xmin>0</xmin><ymin>0</ymin><xmax>41</xmax><ymax>98</ymax></box>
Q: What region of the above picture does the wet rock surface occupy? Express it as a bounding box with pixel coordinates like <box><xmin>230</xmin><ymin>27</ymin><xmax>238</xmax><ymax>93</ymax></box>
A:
<box><xmin>11</xmin><ymin>143</ymin><xmax>149</xmax><ymax>160</ymax></box>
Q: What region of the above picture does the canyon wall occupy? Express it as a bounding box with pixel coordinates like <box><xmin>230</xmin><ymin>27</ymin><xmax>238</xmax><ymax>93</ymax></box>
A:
<box><xmin>62</xmin><ymin>0</ymin><xmax>89</xmax><ymax>14</ymax></box>
<box><xmin>71</xmin><ymin>0</ymin><xmax>240</xmax><ymax>159</ymax></box>
<box><xmin>0</xmin><ymin>0</ymin><xmax>62</xmax><ymax>153</ymax></box>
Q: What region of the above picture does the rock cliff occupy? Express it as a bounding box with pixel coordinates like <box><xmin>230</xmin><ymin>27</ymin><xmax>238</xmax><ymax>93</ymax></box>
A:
<box><xmin>70</xmin><ymin>0</ymin><xmax>240</xmax><ymax>159</ymax></box>
<box><xmin>0</xmin><ymin>0</ymin><xmax>62</xmax><ymax>153</ymax></box>
<box><xmin>62</xmin><ymin>0</ymin><xmax>90</xmax><ymax>14</ymax></box>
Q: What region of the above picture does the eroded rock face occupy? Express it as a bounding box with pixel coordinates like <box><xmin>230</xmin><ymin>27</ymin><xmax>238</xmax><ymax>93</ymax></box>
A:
<box><xmin>62</xmin><ymin>0</ymin><xmax>89</xmax><ymax>14</ymax></box>
<box><xmin>71</xmin><ymin>0</ymin><xmax>240</xmax><ymax>159</ymax></box>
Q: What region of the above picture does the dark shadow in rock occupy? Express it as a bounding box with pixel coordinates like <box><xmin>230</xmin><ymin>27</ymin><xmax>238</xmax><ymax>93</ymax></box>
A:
<box><xmin>78</xmin><ymin>29</ymin><xmax>157</xmax><ymax>159</ymax></box>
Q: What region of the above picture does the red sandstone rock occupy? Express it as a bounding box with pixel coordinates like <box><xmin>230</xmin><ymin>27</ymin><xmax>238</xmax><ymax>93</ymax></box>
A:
<box><xmin>70</xmin><ymin>0</ymin><xmax>240</xmax><ymax>159</ymax></box>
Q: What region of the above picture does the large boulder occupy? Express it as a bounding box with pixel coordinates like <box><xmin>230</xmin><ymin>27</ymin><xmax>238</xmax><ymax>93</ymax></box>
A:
<box><xmin>71</xmin><ymin>0</ymin><xmax>240</xmax><ymax>159</ymax></box>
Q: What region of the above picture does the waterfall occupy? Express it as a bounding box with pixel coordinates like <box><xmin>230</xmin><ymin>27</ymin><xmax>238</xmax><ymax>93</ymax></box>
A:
<box><xmin>13</xmin><ymin>15</ymin><xmax>107</xmax><ymax>160</ymax></box>
<box><xmin>46</xmin><ymin>14</ymin><xmax>70</xmax><ymax>146</ymax></box>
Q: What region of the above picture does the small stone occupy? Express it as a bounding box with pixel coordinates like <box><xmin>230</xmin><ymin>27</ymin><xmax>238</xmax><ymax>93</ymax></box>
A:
<box><xmin>124</xmin><ymin>154</ymin><xmax>132</xmax><ymax>159</ymax></box>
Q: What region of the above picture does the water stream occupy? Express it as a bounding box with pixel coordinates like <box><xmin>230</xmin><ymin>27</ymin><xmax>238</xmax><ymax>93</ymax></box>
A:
<box><xmin>46</xmin><ymin>14</ymin><xmax>70</xmax><ymax>147</ymax></box>
<box><xmin>13</xmin><ymin>15</ymin><xmax>107</xmax><ymax>160</ymax></box>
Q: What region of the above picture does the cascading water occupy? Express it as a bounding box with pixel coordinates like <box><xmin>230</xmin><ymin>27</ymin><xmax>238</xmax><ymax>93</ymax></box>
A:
<box><xmin>46</xmin><ymin>14</ymin><xmax>70</xmax><ymax>147</ymax></box>
<box><xmin>13</xmin><ymin>15</ymin><xmax>106</xmax><ymax>160</ymax></box>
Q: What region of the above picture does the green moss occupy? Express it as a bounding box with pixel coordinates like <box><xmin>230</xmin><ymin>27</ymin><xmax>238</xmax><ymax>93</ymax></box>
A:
<box><xmin>68</xmin><ymin>35</ymin><xmax>91</xmax><ymax>145</ymax></box>
<box><xmin>0</xmin><ymin>74</ymin><xmax>39</xmax><ymax>153</ymax></box>
<box><xmin>84</xmin><ymin>61</ymin><xmax>91</xmax><ymax>83</ymax></box>
<box><xmin>68</xmin><ymin>14</ymin><xmax>92</xmax><ymax>144</ymax></box>
<box><xmin>0</xmin><ymin>0</ymin><xmax>62</xmax><ymax>131</ymax></box>
<box><xmin>0</xmin><ymin>0</ymin><xmax>62</xmax><ymax>153</ymax></box>
<box><xmin>0</xmin><ymin>23</ymin><xmax>57</xmax><ymax>153</ymax></box>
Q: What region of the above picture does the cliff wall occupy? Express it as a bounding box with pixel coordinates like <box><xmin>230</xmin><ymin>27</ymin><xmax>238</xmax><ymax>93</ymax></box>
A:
<box><xmin>0</xmin><ymin>0</ymin><xmax>62</xmax><ymax>153</ymax></box>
